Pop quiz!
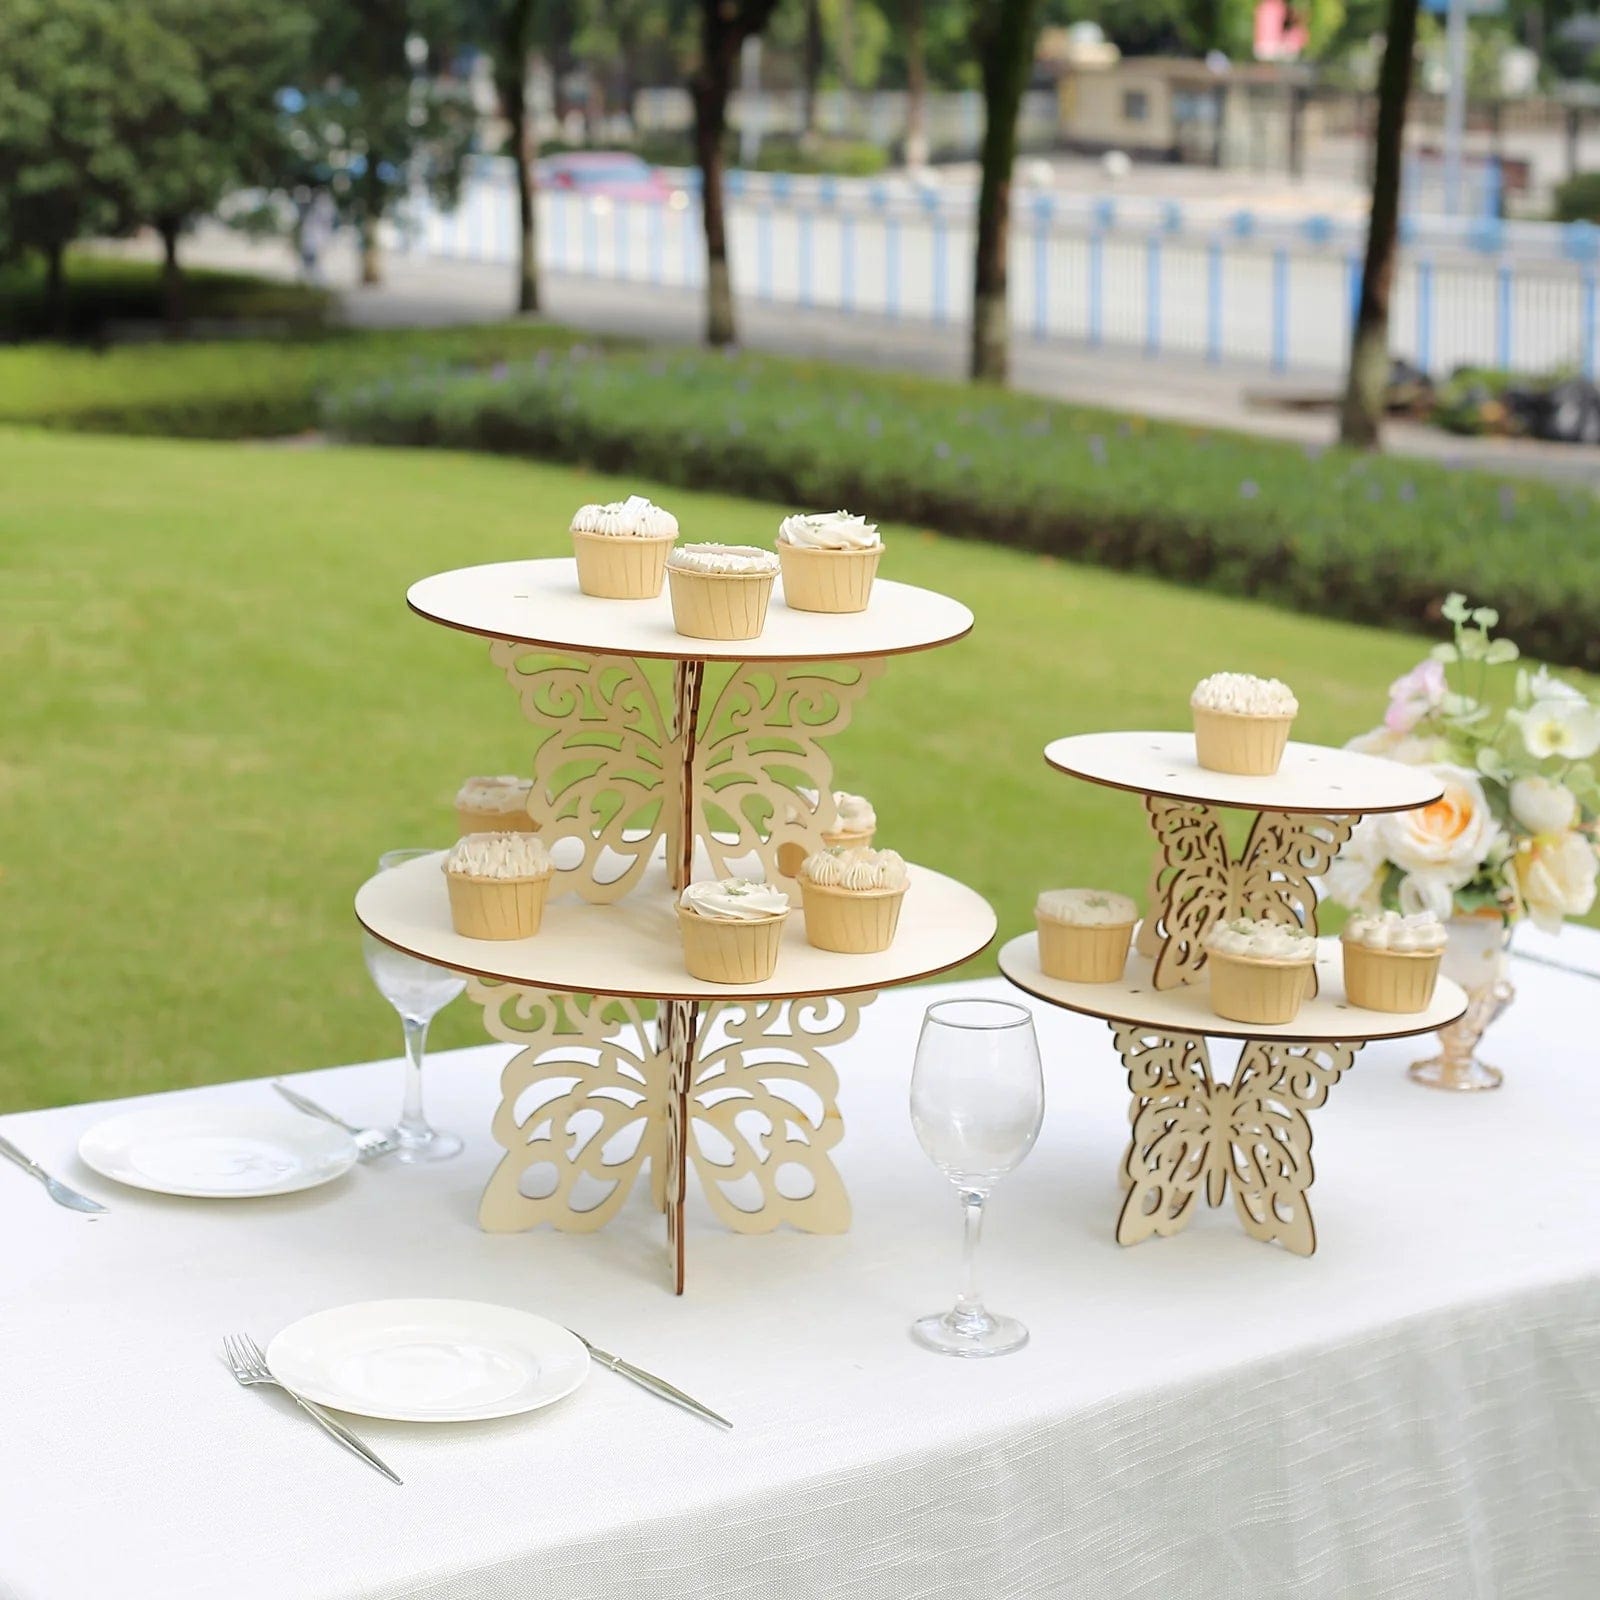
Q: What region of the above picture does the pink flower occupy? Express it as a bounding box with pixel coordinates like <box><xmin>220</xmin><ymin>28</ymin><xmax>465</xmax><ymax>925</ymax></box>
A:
<box><xmin>1384</xmin><ymin>658</ymin><xmax>1447</xmax><ymax>734</ymax></box>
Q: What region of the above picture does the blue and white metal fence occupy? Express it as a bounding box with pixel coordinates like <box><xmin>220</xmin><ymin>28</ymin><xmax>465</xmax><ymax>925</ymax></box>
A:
<box><xmin>398</xmin><ymin>157</ymin><xmax>1600</xmax><ymax>379</ymax></box>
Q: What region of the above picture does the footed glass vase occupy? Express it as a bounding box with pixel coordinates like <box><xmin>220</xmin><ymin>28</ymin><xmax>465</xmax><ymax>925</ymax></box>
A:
<box><xmin>1409</xmin><ymin>913</ymin><xmax>1514</xmax><ymax>1093</ymax></box>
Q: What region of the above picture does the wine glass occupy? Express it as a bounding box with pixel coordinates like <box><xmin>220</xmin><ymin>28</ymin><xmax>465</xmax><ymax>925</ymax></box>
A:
<box><xmin>909</xmin><ymin>997</ymin><xmax>1044</xmax><ymax>1358</ymax></box>
<box><xmin>362</xmin><ymin>848</ymin><xmax>468</xmax><ymax>1163</ymax></box>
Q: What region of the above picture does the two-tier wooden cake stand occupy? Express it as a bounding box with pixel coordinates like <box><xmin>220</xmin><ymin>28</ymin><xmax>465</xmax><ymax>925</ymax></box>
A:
<box><xmin>999</xmin><ymin>731</ymin><xmax>1469</xmax><ymax>1257</ymax></box>
<box><xmin>356</xmin><ymin>559</ymin><xmax>996</xmax><ymax>1292</ymax></box>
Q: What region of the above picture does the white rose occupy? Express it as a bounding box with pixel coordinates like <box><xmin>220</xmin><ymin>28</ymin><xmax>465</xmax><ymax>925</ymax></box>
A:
<box><xmin>1322</xmin><ymin>816</ymin><xmax>1388</xmax><ymax>911</ymax></box>
<box><xmin>1521</xmin><ymin>699</ymin><xmax>1600</xmax><ymax>761</ymax></box>
<box><xmin>1377</xmin><ymin>766</ymin><xmax>1505</xmax><ymax>891</ymax></box>
<box><xmin>1398</xmin><ymin>872</ymin><xmax>1455</xmax><ymax>920</ymax></box>
<box><xmin>1509</xmin><ymin>775</ymin><xmax>1579</xmax><ymax>837</ymax></box>
<box><xmin>1513</xmin><ymin>831</ymin><xmax>1599</xmax><ymax>935</ymax></box>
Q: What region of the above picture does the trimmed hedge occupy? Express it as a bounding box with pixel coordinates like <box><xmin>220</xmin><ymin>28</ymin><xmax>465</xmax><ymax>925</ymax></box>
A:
<box><xmin>322</xmin><ymin>345</ymin><xmax>1600</xmax><ymax>670</ymax></box>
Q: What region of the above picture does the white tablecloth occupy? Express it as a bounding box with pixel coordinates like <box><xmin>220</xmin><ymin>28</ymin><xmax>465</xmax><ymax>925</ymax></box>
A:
<box><xmin>3</xmin><ymin>946</ymin><xmax>1599</xmax><ymax>1600</ymax></box>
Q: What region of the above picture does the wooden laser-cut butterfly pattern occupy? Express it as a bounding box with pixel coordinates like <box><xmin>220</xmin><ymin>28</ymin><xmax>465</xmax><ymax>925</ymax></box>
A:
<box><xmin>1134</xmin><ymin>799</ymin><xmax>1355</xmax><ymax>990</ymax></box>
<box><xmin>488</xmin><ymin>643</ymin><xmax>884</xmax><ymax>903</ymax></box>
<box><xmin>1112</xmin><ymin>1023</ymin><xmax>1361</xmax><ymax>1256</ymax></box>
<box><xmin>469</xmin><ymin>978</ymin><xmax>870</xmax><ymax>1237</ymax></box>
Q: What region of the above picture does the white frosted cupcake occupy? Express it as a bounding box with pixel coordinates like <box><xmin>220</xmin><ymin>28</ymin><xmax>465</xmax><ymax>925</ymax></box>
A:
<box><xmin>677</xmin><ymin>878</ymin><xmax>790</xmax><ymax>983</ymax></box>
<box><xmin>1342</xmin><ymin>910</ymin><xmax>1446</xmax><ymax>1013</ymax></box>
<box><xmin>1205</xmin><ymin>917</ymin><xmax>1315</xmax><ymax>1024</ymax></box>
<box><xmin>1035</xmin><ymin>888</ymin><xmax>1137</xmax><ymax>984</ymax></box>
<box><xmin>666</xmin><ymin>544</ymin><xmax>779</xmax><ymax>640</ymax></box>
<box><xmin>1191</xmin><ymin>673</ymin><xmax>1298</xmax><ymax>776</ymax></box>
<box><xmin>798</xmin><ymin>846</ymin><xmax>909</xmax><ymax>953</ymax></box>
<box><xmin>776</xmin><ymin>511</ymin><xmax>883</xmax><ymax>613</ymax></box>
<box><xmin>822</xmin><ymin>790</ymin><xmax>876</xmax><ymax>850</ymax></box>
<box><xmin>455</xmin><ymin>774</ymin><xmax>538</xmax><ymax>838</ymax></box>
<box><xmin>443</xmin><ymin>833</ymin><xmax>554</xmax><ymax>940</ymax></box>
<box><xmin>570</xmin><ymin>494</ymin><xmax>679</xmax><ymax>599</ymax></box>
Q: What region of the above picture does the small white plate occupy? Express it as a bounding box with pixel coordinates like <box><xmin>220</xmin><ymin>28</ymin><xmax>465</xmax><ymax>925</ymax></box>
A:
<box><xmin>266</xmin><ymin>1299</ymin><xmax>589</xmax><ymax>1422</ymax></box>
<box><xmin>78</xmin><ymin>1105</ymin><xmax>358</xmax><ymax>1198</ymax></box>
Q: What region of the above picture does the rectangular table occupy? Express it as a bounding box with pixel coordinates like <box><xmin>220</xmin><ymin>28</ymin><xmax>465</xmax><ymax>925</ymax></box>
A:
<box><xmin>3</xmin><ymin>946</ymin><xmax>1599</xmax><ymax>1600</ymax></box>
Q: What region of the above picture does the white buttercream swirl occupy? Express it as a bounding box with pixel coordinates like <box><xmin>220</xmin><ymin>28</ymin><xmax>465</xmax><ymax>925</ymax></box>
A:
<box><xmin>456</xmin><ymin>774</ymin><xmax>533</xmax><ymax>813</ymax></box>
<box><xmin>1206</xmin><ymin>916</ymin><xmax>1315</xmax><ymax>961</ymax></box>
<box><xmin>800</xmin><ymin>846</ymin><xmax>908</xmax><ymax>892</ymax></box>
<box><xmin>777</xmin><ymin>511</ymin><xmax>881</xmax><ymax>551</ymax></box>
<box><xmin>667</xmin><ymin>543</ymin><xmax>780</xmax><ymax>576</ymax></box>
<box><xmin>1191</xmin><ymin>672</ymin><xmax>1299</xmax><ymax>717</ymax></box>
<box><xmin>1036</xmin><ymin>888</ymin><xmax>1137</xmax><ymax>928</ymax></box>
<box><xmin>830</xmin><ymin>791</ymin><xmax>876</xmax><ymax>832</ymax></box>
<box><xmin>679</xmin><ymin>878</ymin><xmax>790</xmax><ymax>921</ymax></box>
<box><xmin>445</xmin><ymin>833</ymin><xmax>552</xmax><ymax>880</ymax></box>
<box><xmin>1343</xmin><ymin>909</ymin><xmax>1446</xmax><ymax>953</ymax></box>
<box><xmin>569</xmin><ymin>494</ymin><xmax>679</xmax><ymax>539</ymax></box>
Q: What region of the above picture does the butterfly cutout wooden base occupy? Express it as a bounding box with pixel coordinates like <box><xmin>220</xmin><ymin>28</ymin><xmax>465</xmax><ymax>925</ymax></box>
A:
<box><xmin>469</xmin><ymin>980</ymin><xmax>868</xmax><ymax>1294</ymax></box>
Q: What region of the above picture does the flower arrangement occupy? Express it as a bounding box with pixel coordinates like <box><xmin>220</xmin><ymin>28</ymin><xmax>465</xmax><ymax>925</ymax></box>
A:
<box><xmin>1325</xmin><ymin>595</ymin><xmax>1600</xmax><ymax>933</ymax></box>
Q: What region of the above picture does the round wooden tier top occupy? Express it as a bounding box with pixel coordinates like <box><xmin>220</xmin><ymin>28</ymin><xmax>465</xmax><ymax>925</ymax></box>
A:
<box><xmin>357</xmin><ymin>852</ymin><xmax>997</xmax><ymax>1002</ymax></box>
<box><xmin>997</xmin><ymin>933</ymin><xmax>1467</xmax><ymax>1043</ymax></box>
<box><xmin>1043</xmin><ymin>731</ymin><xmax>1446</xmax><ymax>815</ymax></box>
<box><xmin>406</xmin><ymin>559</ymin><xmax>975</xmax><ymax>662</ymax></box>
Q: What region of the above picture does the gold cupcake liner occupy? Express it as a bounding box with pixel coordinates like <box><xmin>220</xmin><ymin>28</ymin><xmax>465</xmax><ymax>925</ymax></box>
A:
<box><xmin>777</xmin><ymin>544</ymin><xmax>882</xmax><ymax>613</ymax></box>
<box><xmin>445</xmin><ymin>871</ymin><xmax>551</xmax><ymax>940</ymax></box>
<box><xmin>820</xmin><ymin>825</ymin><xmax>875</xmax><ymax>851</ymax></box>
<box><xmin>667</xmin><ymin>567</ymin><xmax>775</xmax><ymax>640</ymax></box>
<box><xmin>1341</xmin><ymin>940</ymin><xmax>1443</xmax><ymax>1014</ymax></box>
<box><xmin>800</xmin><ymin>882</ymin><xmax>906</xmax><ymax>953</ymax></box>
<box><xmin>677</xmin><ymin>907</ymin><xmax>787</xmax><ymax>983</ymax></box>
<box><xmin>572</xmin><ymin>531</ymin><xmax>676</xmax><ymax>599</ymax></box>
<box><xmin>1192</xmin><ymin>706</ymin><xmax>1294</xmax><ymax>776</ymax></box>
<box><xmin>1036</xmin><ymin>916</ymin><xmax>1134</xmax><ymax>984</ymax></box>
<box><xmin>456</xmin><ymin>802</ymin><xmax>540</xmax><ymax>837</ymax></box>
<box><xmin>1207</xmin><ymin>950</ymin><xmax>1313</xmax><ymax>1024</ymax></box>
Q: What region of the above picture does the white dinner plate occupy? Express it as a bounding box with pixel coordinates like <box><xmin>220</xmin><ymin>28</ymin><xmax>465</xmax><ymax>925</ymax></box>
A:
<box><xmin>265</xmin><ymin>1299</ymin><xmax>589</xmax><ymax>1423</ymax></box>
<box><xmin>77</xmin><ymin>1104</ymin><xmax>358</xmax><ymax>1198</ymax></box>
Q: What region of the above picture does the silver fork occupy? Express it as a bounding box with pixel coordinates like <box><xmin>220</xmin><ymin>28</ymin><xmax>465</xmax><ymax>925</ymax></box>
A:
<box><xmin>271</xmin><ymin>1081</ymin><xmax>397</xmax><ymax>1161</ymax></box>
<box><xmin>223</xmin><ymin>1333</ymin><xmax>402</xmax><ymax>1485</ymax></box>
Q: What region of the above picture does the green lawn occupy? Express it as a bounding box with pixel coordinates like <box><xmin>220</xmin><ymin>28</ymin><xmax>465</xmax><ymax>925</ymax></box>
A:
<box><xmin>1</xmin><ymin>425</ymin><xmax>1455</xmax><ymax>1114</ymax></box>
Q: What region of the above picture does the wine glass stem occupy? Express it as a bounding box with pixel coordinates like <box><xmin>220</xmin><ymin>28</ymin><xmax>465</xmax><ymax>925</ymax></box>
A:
<box><xmin>398</xmin><ymin>1016</ymin><xmax>432</xmax><ymax>1144</ymax></box>
<box><xmin>955</xmin><ymin>1188</ymin><xmax>988</xmax><ymax>1322</ymax></box>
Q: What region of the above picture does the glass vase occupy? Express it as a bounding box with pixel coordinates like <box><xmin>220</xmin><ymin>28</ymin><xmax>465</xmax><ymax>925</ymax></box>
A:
<box><xmin>1408</xmin><ymin>912</ymin><xmax>1514</xmax><ymax>1093</ymax></box>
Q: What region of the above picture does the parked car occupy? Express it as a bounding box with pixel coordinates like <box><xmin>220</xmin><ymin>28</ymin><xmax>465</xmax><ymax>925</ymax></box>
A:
<box><xmin>537</xmin><ymin>152</ymin><xmax>689</xmax><ymax>211</ymax></box>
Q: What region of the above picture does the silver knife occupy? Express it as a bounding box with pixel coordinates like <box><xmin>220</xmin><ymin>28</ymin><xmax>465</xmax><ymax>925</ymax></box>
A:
<box><xmin>571</xmin><ymin>1331</ymin><xmax>731</xmax><ymax>1430</ymax></box>
<box><xmin>0</xmin><ymin>1135</ymin><xmax>107</xmax><ymax>1214</ymax></box>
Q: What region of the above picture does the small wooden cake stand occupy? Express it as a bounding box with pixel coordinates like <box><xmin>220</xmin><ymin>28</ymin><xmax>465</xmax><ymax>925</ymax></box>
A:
<box><xmin>360</xmin><ymin>558</ymin><xmax>994</xmax><ymax>1292</ymax></box>
<box><xmin>998</xmin><ymin>731</ymin><xmax>1469</xmax><ymax>1256</ymax></box>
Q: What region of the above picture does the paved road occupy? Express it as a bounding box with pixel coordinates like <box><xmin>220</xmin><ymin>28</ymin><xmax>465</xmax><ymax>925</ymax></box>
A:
<box><xmin>121</xmin><ymin>225</ymin><xmax>1600</xmax><ymax>489</ymax></box>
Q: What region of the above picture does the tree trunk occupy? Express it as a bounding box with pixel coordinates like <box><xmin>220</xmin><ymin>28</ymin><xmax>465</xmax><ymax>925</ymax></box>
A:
<box><xmin>904</xmin><ymin>0</ymin><xmax>928</xmax><ymax>171</ymax></box>
<box><xmin>158</xmin><ymin>217</ymin><xmax>186</xmax><ymax>333</ymax></box>
<box><xmin>500</xmin><ymin>0</ymin><xmax>540</xmax><ymax>314</ymax></box>
<box><xmin>969</xmin><ymin>0</ymin><xmax>1043</xmax><ymax>383</ymax></box>
<box><xmin>693</xmin><ymin>62</ymin><xmax>737</xmax><ymax>346</ymax></box>
<box><xmin>801</xmin><ymin>0</ymin><xmax>822</xmax><ymax>149</ymax></box>
<box><xmin>1339</xmin><ymin>0</ymin><xmax>1420</xmax><ymax>450</ymax></box>
<box><xmin>43</xmin><ymin>240</ymin><xmax>66</xmax><ymax>337</ymax></box>
<box><xmin>360</xmin><ymin>223</ymin><xmax>382</xmax><ymax>285</ymax></box>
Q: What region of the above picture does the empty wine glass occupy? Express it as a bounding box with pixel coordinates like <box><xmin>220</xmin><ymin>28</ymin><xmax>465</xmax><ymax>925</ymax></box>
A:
<box><xmin>909</xmin><ymin>998</ymin><xmax>1044</xmax><ymax>1358</ymax></box>
<box><xmin>362</xmin><ymin>848</ymin><xmax>468</xmax><ymax>1163</ymax></box>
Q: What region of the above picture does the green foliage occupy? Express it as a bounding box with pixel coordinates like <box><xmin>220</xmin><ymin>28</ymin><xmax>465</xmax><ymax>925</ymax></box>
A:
<box><xmin>0</xmin><ymin>255</ymin><xmax>330</xmax><ymax>342</ymax></box>
<box><xmin>1553</xmin><ymin>171</ymin><xmax>1600</xmax><ymax>225</ymax></box>
<box><xmin>317</xmin><ymin>342</ymin><xmax>1600</xmax><ymax>669</ymax></box>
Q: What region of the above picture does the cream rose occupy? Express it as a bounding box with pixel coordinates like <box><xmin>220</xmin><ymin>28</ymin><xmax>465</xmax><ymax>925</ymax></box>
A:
<box><xmin>1509</xmin><ymin>775</ymin><xmax>1580</xmax><ymax>837</ymax></box>
<box><xmin>1513</xmin><ymin>831</ymin><xmax>1599</xmax><ymax>934</ymax></box>
<box><xmin>1322</xmin><ymin>815</ymin><xmax>1388</xmax><ymax>912</ymax></box>
<box><xmin>1377</xmin><ymin>766</ymin><xmax>1505</xmax><ymax>894</ymax></box>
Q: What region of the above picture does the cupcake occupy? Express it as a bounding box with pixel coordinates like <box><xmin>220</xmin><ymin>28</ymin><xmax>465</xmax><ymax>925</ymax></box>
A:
<box><xmin>798</xmin><ymin>846</ymin><xmax>908</xmax><ymax>953</ymax></box>
<box><xmin>455</xmin><ymin>774</ymin><xmax>539</xmax><ymax>838</ymax></box>
<box><xmin>776</xmin><ymin>511</ymin><xmax>883</xmax><ymax>613</ymax></box>
<box><xmin>677</xmin><ymin>878</ymin><xmax>790</xmax><ymax>983</ymax></box>
<box><xmin>822</xmin><ymin>790</ymin><xmax>876</xmax><ymax>850</ymax></box>
<box><xmin>666</xmin><ymin>544</ymin><xmax>780</xmax><ymax>640</ymax></box>
<box><xmin>443</xmin><ymin>833</ymin><xmax>554</xmax><ymax>941</ymax></box>
<box><xmin>570</xmin><ymin>495</ymin><xmax>679</xmax><ymax>599</ymax></box>
<box><xmin>1190</xmin><ymin>672</ymin><xmax>1299</xmax><ymax>776</ymax></box>
<box><xmin>1035</xmin><ymin>888</ymin><xmax>1137</xmax><ymax>984</ymax></box>
<box><xmin>1205</xmin><ymin>917</ymin><xmax>1316</xmax><ymax>1025</ymax></box>
<box><xmin>1341</xmin><ymin>909</ymin><xmax>1446</xmax><ymax>1013</ymax></box>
